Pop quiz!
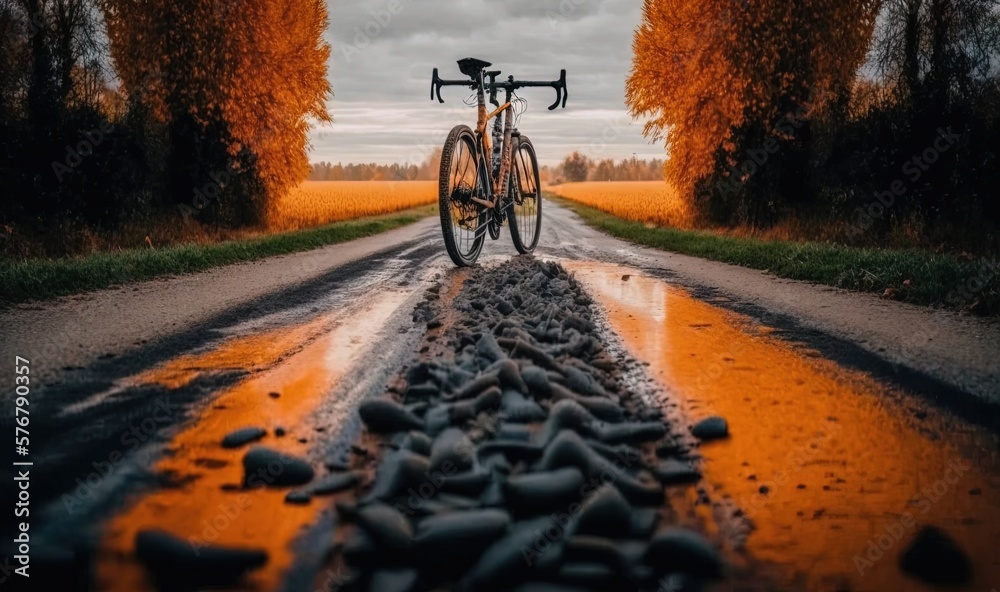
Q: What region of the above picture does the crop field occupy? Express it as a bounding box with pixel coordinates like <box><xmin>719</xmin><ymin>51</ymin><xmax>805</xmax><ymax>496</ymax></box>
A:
<box><xmin>547</xmin><ymin>181</ymin><xmax>692</xmax><ymax>228</ymax></box>
<box><xmin>267</xmin><ymin>180</ymin><xmax>437</xmax><ymax>231</ymax></box>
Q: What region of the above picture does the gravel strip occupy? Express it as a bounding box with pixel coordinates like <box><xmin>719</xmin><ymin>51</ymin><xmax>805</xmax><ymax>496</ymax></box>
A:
<box><xmin>333</xmin><ymin>258</ymin><xmax>726</xmax><ymax>592</ymax></box>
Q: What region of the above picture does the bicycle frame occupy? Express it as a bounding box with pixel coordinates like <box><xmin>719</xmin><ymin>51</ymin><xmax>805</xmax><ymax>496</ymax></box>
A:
<box><xmin>471</xmin><ymin>70</ymin><xmax>515</xmax><ymax>210</ymax></box>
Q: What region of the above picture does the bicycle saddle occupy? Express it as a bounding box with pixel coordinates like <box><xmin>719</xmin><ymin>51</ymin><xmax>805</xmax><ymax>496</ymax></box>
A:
<box><xmin>457</xmin><ymin>57</ymin><xmax>492</xmax><ymax>79</ymax></box>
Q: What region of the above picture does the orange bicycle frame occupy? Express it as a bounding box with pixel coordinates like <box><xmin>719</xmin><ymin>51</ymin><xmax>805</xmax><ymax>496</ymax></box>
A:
<box><xmin>477</xmin><ymin>100</ymin><xmax>513</xmax><ymax>203</ymax></box>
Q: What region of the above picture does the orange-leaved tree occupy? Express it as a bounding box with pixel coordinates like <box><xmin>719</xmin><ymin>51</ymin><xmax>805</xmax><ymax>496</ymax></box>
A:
<box><xmin>101</xmin><ymin>0</ymin><xmax>331</xmax><ymax>224</ymax></box>
<box><xmin>627</xmin><ymin>0</ymin><xmax>878</xmax><ymax>225</ymax></box>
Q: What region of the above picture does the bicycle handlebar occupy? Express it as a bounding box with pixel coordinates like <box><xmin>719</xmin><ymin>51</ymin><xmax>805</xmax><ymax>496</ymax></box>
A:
<box><xmin>431</xmin><ymin>67</ymin><xmax>568</xmax><ymax>110</ymax></box>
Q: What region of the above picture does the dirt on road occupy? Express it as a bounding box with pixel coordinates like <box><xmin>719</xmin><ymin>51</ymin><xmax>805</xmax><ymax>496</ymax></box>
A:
<box><xmin>0</xmin><ymin>200</ymin><xmax>998</xmax><ymax>591</ymax></box>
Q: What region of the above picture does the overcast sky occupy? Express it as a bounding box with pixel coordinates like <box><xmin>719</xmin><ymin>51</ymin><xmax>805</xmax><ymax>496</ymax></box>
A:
<box><xmin>310</xmin><ymin>0</ymin><xmax>663</xmax><ymax>167</ymax></box>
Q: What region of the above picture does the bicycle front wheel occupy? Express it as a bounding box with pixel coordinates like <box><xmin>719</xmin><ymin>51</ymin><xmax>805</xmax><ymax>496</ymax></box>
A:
<box><xmin>439</xmin><ymin>124</ymin><xmax>486</xmax><ymax>267</ymax></box>
<box><xmin>508</xmin><ymin>135</ymin><xmax>542</xmax><ymax>254</ymax></box>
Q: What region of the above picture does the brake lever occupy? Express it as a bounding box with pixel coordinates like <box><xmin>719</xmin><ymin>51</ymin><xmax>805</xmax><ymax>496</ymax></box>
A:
<box><xmin>561</xmin><ymin>70</ymin><xmax>568</xmax><ymax>108</ymax></box>
<box><xmin>547</xmin><ymin>69</ymin><xmax>568</xmax><ymax>110</ymax></box>
<box><xmin>430</xmin><ymin>68</ymin><xmax>444</xmax><ymax>103</ymax></box>
<box><xmin>547</xmin><ymin>89</ymin><xmax>561</xmax><ymax>111</ymax></box>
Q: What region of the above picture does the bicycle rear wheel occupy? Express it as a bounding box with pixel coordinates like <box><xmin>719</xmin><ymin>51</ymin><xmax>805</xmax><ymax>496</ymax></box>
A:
<box><xmin>508</xmin><ymin>135</ymin><xmax>542</xmax><ymax>254</ymax></box>
<box><xmin>439</xmin><ymin>125</ymin><xmax>487</xmax><ymax>267</ymax></box>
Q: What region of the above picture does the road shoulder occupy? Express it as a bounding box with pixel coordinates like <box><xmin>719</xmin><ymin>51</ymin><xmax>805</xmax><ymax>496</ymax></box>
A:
<box><xmin>0</xmin><ymin>217</ymin><xmax>439</xmax><ymax>386</ymax></box>
<box><xmin>543</xmin><ymin>202</ymin><xmax>1000</xmax><ymax>415</ymax></box>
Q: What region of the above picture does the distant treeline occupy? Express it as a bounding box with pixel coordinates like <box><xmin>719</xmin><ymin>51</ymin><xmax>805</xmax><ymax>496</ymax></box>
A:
<box><xmin>307</xmin><ymin>150</ymin><xmax>440</xmax><ymax>182</ymax></box>
<box><xmin>307</xmin><ymin>152</ymin><xmax>665</xmax><ymax>184</ymax></box>
<box><xmin>545</xmin><ymin>154</ymin><xmax>665</xmax><ymax>183</ymax></box>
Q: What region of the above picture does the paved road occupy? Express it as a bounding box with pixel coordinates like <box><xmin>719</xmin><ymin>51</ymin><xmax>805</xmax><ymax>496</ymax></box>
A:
<box><xmin>3</xmin><ymin>200</ymin><xmax>997</xmax><ymax>404</ymax></box>
<box><xmin>0</xmin><ymin>200</ymin><xmax>998</xmax><ymax>590</ymax></box>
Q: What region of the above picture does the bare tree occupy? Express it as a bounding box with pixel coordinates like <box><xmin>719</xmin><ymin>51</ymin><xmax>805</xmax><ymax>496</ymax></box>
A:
<box><xmin>874</xmin><ymin>0</ymin><xmax>1000</xmax><ymax>104</ymax></box>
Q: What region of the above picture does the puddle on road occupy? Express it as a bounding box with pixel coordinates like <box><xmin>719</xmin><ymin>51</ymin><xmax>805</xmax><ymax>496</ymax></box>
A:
<box><xmin>137</xmin><ymin>318</ymin><xmax>332</xmax><ymax>390</ymax></box>
<box><xmin>60</xmin><ymin>318</ymin><xmax>335</xmax><ymax>417</ymax></box>
<box><xmin>95</xmin><ymin>289</ymin><xmax>414</xmax><ymax>591</ymax></box>
<box><xmin>567</xmin><ymin>261</ymin><xmax>1000</xmax><ymax>592</ymax></box>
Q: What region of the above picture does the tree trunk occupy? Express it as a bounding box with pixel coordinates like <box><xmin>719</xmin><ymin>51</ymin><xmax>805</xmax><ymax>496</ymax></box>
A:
<box><xmin>23</xmin><ymin>0</ymin><xmax>57</xmax><ymax>131</ymax></box>
<box><xmin>902</xmin><ymin>0</ymin><xmax>922</xmax><ymax>100</ymax></box>
<box><xmin>927</xmin><ymin>0</ymin><xmax>953</xmax><ymax>112</ymax></box>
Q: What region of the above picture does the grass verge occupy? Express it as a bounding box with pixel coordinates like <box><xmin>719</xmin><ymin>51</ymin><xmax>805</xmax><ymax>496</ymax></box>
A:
<box><xmin>1</xmin><ymin>204</ymin><xmax>436</xmax><ymax>307</ymax></box>
<box><xmin>551</xmin><ymin>195</ymin><xmax>999</xmax><ymax>314</ymax></box>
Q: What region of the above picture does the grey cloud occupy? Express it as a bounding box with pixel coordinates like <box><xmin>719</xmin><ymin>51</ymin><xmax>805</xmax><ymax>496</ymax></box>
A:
<box><xmin>501</xmin><ymin>0</ymin><xmax>602</xmax><ymax>20</ymax></box>
<box><xmin>312</xmin><ymin>0</ymin><xmax>661</xmax><ymax>167</ymax></box>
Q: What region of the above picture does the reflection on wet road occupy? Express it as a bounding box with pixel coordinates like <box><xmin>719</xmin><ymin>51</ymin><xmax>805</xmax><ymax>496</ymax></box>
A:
<box><xmin>95</xmin><ymin>289</ymin><xmax>414</xmax><ymax>591</ymax></box>
<box><xmin>22</xmin><ymin>206</ymin><xmax>999</xmax><ymax>592</ymax></box>
<box><xmin>569</xmin><ymin>261</ymin><xmax>1000</xmax><ymax>592</ymax></box>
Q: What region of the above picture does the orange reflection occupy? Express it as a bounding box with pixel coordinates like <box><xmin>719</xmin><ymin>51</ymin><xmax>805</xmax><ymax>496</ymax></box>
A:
<box><xmin>135</xmin><ymin>318</ymin><xmax>332</xmax><ymax>390</ymax></box>
<box><xmin>569</xmin><ymin>262</ymin><xmax>1000</xmax><ymax>592</ymax></box>
<box><xmin>97</xmin><ymin>290</ymin><xmax>413</xmax><ymax>591</ymax></box>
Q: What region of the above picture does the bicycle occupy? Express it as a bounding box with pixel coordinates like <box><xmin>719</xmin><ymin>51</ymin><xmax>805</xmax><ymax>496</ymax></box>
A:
<box><xmin>430</xmin><ymin>57</ymin><xmax>568</xmax><ymax>266</ymax></box>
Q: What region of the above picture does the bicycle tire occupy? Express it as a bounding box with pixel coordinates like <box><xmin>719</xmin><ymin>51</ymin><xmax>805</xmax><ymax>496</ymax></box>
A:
<box><xmin>438</xmin><ymin>125</ymin><xmax>486</xmax><ymax>267</ymax></box>
<box><xmin>508</xmin><ymin>135</ymin><xmax>543</xmax><ymax>254</ymax></box>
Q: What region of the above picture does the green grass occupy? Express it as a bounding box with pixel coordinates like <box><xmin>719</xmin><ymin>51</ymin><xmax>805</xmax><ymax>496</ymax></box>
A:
<box><xmin>550</xmin><ymin>195</ymin><xmax>999</xmax><ymax>314</ymax></box>
<box><xmin>0</xmin><ymin>204</ymin><xmax>436</xmax><ymax>306</ymax></box>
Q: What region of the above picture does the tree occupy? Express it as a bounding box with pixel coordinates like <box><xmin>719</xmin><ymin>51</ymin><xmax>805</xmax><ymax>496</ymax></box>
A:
<box><xmin>627</xmin><ymin>0</ymin><xmax>878</xmax><ymax>224</ymax></box>
<box><xmin>561</xmin><ymin>151</ymin><xmax>590</xmax><ymax>182</ymax></box>
<box><xmin>0</xmin><ymin>0</ymin><xmax>104</xmax><ymax>129</ymax></box>
<box><xmin>868</xmin><ymin>0</ymin><xmax>1000</xmax><ymax>220</ymax></box>
<box><xmin>875</xmin><ymin>0</ymin><xmax>1000</xmax><ymax>107</ymax></box>
<box><xmin>417</xmin><ymin>147</ymin><xmax>442</xmax><ymax>180</ymax></box>
<box><xmin>0</xmin><ymin>0</ymin><xmax>125</xmax><ymax>225</ymax></box>
<box><xmin>591</xmin><ymin>159</ymin><xmax>614</xmax><ymax>182</ymax></box>
<box><xmin>101</xmin><ymin>0</ymin><xmax>332</xmax><ymax>224</ymax></box>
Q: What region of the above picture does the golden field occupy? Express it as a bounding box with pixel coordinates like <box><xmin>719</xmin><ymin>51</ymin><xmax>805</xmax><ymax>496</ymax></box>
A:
<box><xmin>547</xmin><ymin>181</ymin><xmax>692</xmax><ymax>228</ymax></box>
<box><xmin>266</xmin><ymin>180</ymin><xmax>437</xmax><ymax>231</ymax></box>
